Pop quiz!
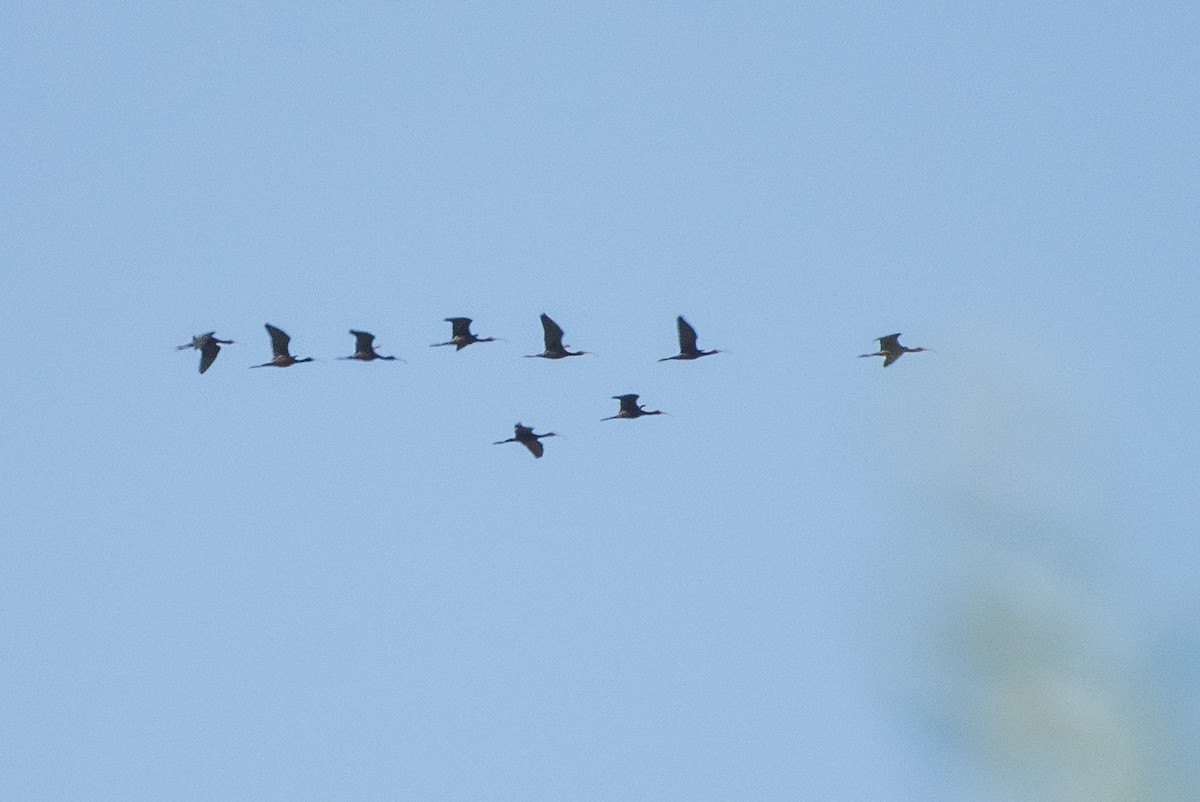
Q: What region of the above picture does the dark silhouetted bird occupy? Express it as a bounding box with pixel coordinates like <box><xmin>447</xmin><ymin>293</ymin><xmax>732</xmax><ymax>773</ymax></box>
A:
<box><xmin>340</xmin><ymin>330</ymin><xmax>402</xmax><ymax>362</ymax></box>
<box><xmin>602</xmin><ymin>394</ymin><xmax>665</xmax><ymax>420</ymax></box>
<box><xmin>525</xmin><ymin>313</ymin><xmax>591</xmax><ymax>359</ymax></box>
<box><xmin>431</xmin><ymin>318</ymin><xmax>498</xmax><ymax>350</ymax></box>
<box><xmin>660</xmin><ymin>316</ymin><xmax>721</xmax><ymax>361</ymax></box>
<box><xmin>493</xmin><ymin>423</ymin><xmax>558</xmax><ymax>458</ymax></box>
<box><xmin>177</xmin><ymin>332</ymin><xmax>233</xmax><ymax>374</ymax></box>
<box><xmin>858</xmin><ymin>333</ymin><xmax>930</xmax><ymax>367</ymax></box>
<box><xmin>252</xmin><ymin>324</ymin><xmax>314</xmax><ymax>368</ymax></box>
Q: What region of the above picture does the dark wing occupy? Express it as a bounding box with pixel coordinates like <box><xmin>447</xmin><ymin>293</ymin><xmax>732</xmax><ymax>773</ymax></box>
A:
<box><xmin>617</xmin><ymin>394</ymin><xmax>641</xmax><ymax>414</ymax></box>
<box><xmin>514</xmin><ymin>424</ymin><xmax>534</xmax><ymax>438</ymax></box>
<box><xmin>446</xmin><ymin>318</ymin><xmax>473</xmax><ymax>338</ymax></box>
<box><xmin>882</xmin><ymin>352</ymin><xmax>901</xmax><ymax>367</ymax></box>
<box><xmin>877</xmin><ymin>333</ymin><xmax>902</xmax><ymax>352</ymax></box>
<box><xmin>523</xmin><ymin>439</ymin><xmax>544</xmax><ymax>458</ymax></box>
<box><xmin>539</xmin><ymin>314</ymin><xmax>565</xmax><ymax>351</ymax></box>
<box><xmin>677</xmin><ymin>316</ymin><xmax>699</xmax><ymax>354</ymax></box>
<box><xmin>198</xmin><ymin>339</ymin><xmax>221</xmax><ymax>374</ymax></box>
<box><xmin>265</xmin><ymin>324</ymin><xmax>291</xmax><ymax>358</ymax></box>
<box><xmin>351</xmin><ymin>330</ymin><xmax>376</xmax><ymax>354</ymax></box>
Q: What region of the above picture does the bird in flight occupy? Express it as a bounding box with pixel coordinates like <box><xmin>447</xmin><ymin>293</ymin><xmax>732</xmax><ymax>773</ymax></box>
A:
<box><xmin>525</xmin><ymin>313</ymin><xmax>591</xmax><ymax>359</ymax></box>
<box><xmin>858</xmin><ymin>333</ymin><xmax>930</xmax><ymax>367</ymax></box>
<box><xmin>602</xmin><ymin>394</ymin><xmax>665</xmax><ymax>420</ymax></box>
<box><xmin>252</xmin><ymin>324</ymin><xmax>314</xmax><ymax>368</ymax></box>
<box><xmin>177</xmin><ymin>332</ymin><xmax>233</xmax><ymax>374</ymax></box>
<box><xmin>340</xmin><ymin>330</ymin><xmax>402</xmax><ymax>362</ymax></box>
<box><xmin>493</xmin><ymin>423</ymin><xmax>559</xmax><ymax>458</ymax></box>
<box><xmin>431</xmin><ymin>318</ymin><xmax>499</xmax><ymax>350</ymax></box>
<box><xmin>660</xmin><ymin>316</ymin><xmax>721</xmax><ymax>361</ymax></box>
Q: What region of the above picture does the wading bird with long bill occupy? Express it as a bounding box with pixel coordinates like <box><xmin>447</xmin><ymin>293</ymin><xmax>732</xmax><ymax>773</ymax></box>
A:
<box><xmin>340</xmin><ymin>330</ymin><xmax>402</xmax><ymax>362</ymax></box>
<box><xmin>660</xmin><ymin>316</ymin><xmax>721</xmax><ymax>361</ymax></box>
<box><xmin>177</xmin><ymin>332</ymin><xmax>233</xmax><ymax>374</ymax></box>
<box><xmin>525</xmin><ymin>313</ymin><xmax>591</xmax><ymax>359</ymax></box>
<box><xmin>431</xmin><ymin>318</ymin><xmax>498</xmax><ymax>350</ymax></box>
<box><xmin>493</xmin><ymin>423</ymin><xmax>558</xmax><ymax>458</ymax></box>
<box><xmin>859</xmin><ymin>331</ymin><xmax>931</xmax><ymax>367</ymax></box>
<box><xmin>858</xmin><ymin>333</ymin><xmax>930</xmax><ymax>367</ymax></box>
<box><xmin>602</xmin><ymin>394</ymin><xmax>665</xmax><ymax>420</ymax></box>
<box><xmin>252</xmin><ymin>324</ymin><xmax>314</xmax><ymax>368</ymax></box>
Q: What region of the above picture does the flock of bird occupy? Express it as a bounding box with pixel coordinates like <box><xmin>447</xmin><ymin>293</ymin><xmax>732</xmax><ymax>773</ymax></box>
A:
<box><xmin>178</xmin><ymin>315</ymin><xmax>928</xmax><ymax>458</ymax></box>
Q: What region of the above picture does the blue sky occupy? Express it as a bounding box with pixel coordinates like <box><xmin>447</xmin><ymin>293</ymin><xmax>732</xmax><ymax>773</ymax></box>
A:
<box><xmin>3</xmin><ymin>3</ymin><xmax>1198</xmax><ymax>799</ymax></box>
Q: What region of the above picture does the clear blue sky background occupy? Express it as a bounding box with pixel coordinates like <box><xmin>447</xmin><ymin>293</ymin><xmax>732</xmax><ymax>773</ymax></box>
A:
<box><xmin>3</xmin><ymin>3</ymin><xmax>1197</xmax><ymax>800</ymax></box>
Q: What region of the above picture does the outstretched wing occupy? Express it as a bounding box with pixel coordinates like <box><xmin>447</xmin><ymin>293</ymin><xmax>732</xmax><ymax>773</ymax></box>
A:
<box><xmin>265</xmin><ymin>324</ymin><xmax>291</xmax><ymax>358</ymax></box>
<box><xmin>351</xmin><ymin>330</ymin><xmax>376</xmax><ymax>354</ymax></box>
<box><xmin>677</xmin><ymin>316</ymin><xmax>699</xmax><ymax>354</ymax></box>
<box><xmin>616</xmin><ymin>394</ymin><xmax>641</xmax><ymax>414</ymax></box>
<box><xmin>539</xmin><ymin>314</ymin><xmax>565</xmax><ymax>351</ymax></box>
<box><xmin>198</xmin><ymin>340</ymin><xmax>221</xmax><ymax>373</ymax></box>
<box><xmin>524</xmin><ymin>439</ymin><xmax>544</xmax><ymax>458</ymax></box>
<box><xmin>446</xmin><ymin>318</ymin><xmax>472</xmax><ymax>338</ymax></box>
<box><xmin>877</xmin><ymin>333</ymin><xmax>902</xmax><ymax>352</ymax></box>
